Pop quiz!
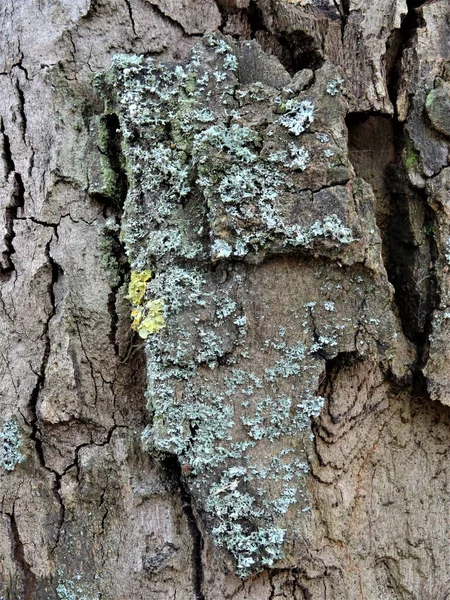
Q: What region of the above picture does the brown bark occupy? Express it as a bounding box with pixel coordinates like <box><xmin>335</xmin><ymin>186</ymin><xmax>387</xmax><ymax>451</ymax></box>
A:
<box><xmin>0</xmin><ymin>1</ymin><xmax>450</xmax><ymax>599</ymax></box>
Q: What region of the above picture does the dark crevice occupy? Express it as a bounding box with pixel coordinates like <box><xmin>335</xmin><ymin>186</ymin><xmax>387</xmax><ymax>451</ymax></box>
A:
<box><xmin>15</xmin><ymin>45</ymin><xmax>30</xmax><ymax>81</ymax></box>
<box><xmin>247</xmin><ymin>0</ymin><xmax>266</xmax><ymax>38</ymax></box>
<box><xmin>332</xmin><ymin>0</ymin><xmax>349</xmax><ymax>39</ymax></box>
<box><xmin>7</xmin><ymin>510</ymin><xmax>36</xmax><ymax>600</ymax></box>
<box><xmin>1</xmin><ymin>118</ymin><xmax>25</xmax><ymax>274</ymax></box>
<box><xmin>95</xmin><ymin>112</ymin><xmax>130</xmax><ymax>356</ymax></box>
<box><xmin>107</xmin><ymin>288</ymin><xmax>121</xmax><ymax>355</ymax></box>
<box><xmin>386</xmin><ymin>0</ymin><xmax>426</xmax><ymax>114</ymax></box>
<box><xmin>163</xmin><ymin>456</ymin><xmax>205</xmax><ymax>600</ymax></box>
<box><xmin>346</xmin><ymin>110</ymin><xmax>437</xmax><ymax>385</ymax></box>
<box><xmin>50</xmin><ymin>473</ymin><xmax>65</xmax><ymax>554</ymax></box>
<box><xmin>275</xmin><ymin>31</ymin><xmax>324</xmax><ymax>74</ymax></box>
<box><xmin>1</xmin><ymin>53</ymin><xmax>30</xmax><ymax>80</ymax></box>
<box><xmin>223</xmin><ymin>0</ymin><xmax>323</xmax><ymax>74</ymax></box>
<box><xmin>103</xmin><ymin>113</ymin><xmax>128</xmax><ymax>195</ymax></box>
<box><xmin>384</xmin><ymin>167</ymin><xmax>438</xmax><ymax>353</ymax></box>
<box><xmin>407</xmin><ymin>0</ymin><xmax>427</xmax><ymax>9</ymax></box>
<box><xmin>1</xmin><ymin>119</ymin><xmax>16</xmax><ymax>175</ymax></box>
<box><xmin>28</xmin><ymin>240</ymin><xmax>66</xmax><ymax>552</ymax></box>
<box><xmin>215</xmin><ymin>1</ymin><xmax>228</xmax><ymax>32</ymax></box>
<box><xmin>15</xmin><ymin>81</ymin><xmax>27</xmax><ymax>140</ymax></box>
<box><xmin>2</xmin><ymin>173</ymin><xmax>25</xmax><ymax>273</ymax></box>
<box><xmin>268</xmin><ymin>571</ymin><xmax>275</xmax><ymax>600</ymax></box>
<box><xmin>124</xmin><ymin>0</ymin><xmax>137</xmax><ymax>37</ymax></box>
<box><xmin>385</xmin><ymin>0</ymin><xmax>437</xmax><ymax>385</ymax></box>
<box><xmin>341</xmin><ymin>0</ymin><xmax>350</xmax><ymax>14</ymax></box>
<box><xmin>101</xmin><ymin>216</ymin><xmax>129</xmax><ymax>356</ymax></box>
<box><xmin>346</xmin><ymin>0</ymin><xmax>437</xmax><ymax>392</ymax></box>
<box><xmin>96</xmin><ymin>112</ymin><xmax>128</xmax><ymax>206</ymax></box>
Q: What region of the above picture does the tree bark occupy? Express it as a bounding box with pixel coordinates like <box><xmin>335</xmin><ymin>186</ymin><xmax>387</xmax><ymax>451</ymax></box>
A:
<box><xmin>1</xmin><ymin>1</ymin><xmax>450</xmax><ymax>599</ymax></box>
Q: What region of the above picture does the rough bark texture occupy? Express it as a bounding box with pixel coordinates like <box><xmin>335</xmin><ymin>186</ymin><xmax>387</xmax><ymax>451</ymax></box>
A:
<box><xmin>1</xmin><ymin>0</ymin><xmax>450</xmax><ymax>599</ymax></box>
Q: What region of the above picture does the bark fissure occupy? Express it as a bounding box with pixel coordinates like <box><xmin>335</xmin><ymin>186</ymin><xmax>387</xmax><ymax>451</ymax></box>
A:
<box><xmin>165</xmin><ymin>457</ymin><xmax>205</xmax><ymax>600</ymax></box>
<box><xmin>144</xmin><ymin>2</ymin><xmax>189</xmax><ymax>35</ymax></box>
<box><xmin>97</xmin><ymin>112</ymin><xmax>130</xmax><ymax>355</ymax></box>
<box><xmin>6</xmin><ymin>509</ymin><xmax>36</xmax><ymax>600</ymax></box>
<box><xmin>28</xmin><ymin>239</ymin><xmax>67</xmax><ymax>553</ymax></box>
<box><xmin>0</xmin><ymin>117</ymin><xmax>25</xmax><ymax>275</ymax></box>
<box><xmin>346</xmin><ymin>0</ymin><xmax>438</xmax><ymax>390</ymax></box>
<box><xmin>123</xmin><ymin>0</ymin><xmax>137</xmax><ymax>37</ymax></box>
<box><xmin>15</xmin><ymin>80</ymin><xmax>27</xmax><ymax>141</ymax></box>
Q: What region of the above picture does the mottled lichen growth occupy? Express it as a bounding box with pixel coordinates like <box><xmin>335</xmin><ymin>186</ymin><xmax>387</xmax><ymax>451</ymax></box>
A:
<box><xmin>95</xmin><ymin>36</ymin><xmax>408</xmax><ymax>576</ymax></box>
<box><xmin>56</xmin><ymin>575</ymin><xmax>101</xmax><ymax>600</ymax></box>
<box><xmin>0</xmin><ymin>418</ymin><xmax>24</xmax><ymax>471</ymax></box>
<box><xmin>126</xmin><ymin>270</ymin><xmax>166</xmax><ymax>338</ymax></box>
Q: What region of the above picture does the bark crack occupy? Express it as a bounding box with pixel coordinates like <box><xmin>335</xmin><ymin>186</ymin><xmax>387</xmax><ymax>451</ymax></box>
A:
<box><xmin>145</xmin><ymin>2</ymin><xmax>188</xmax><ymax>35</ymax></box>
<box><xmin>27</xmin><ymin>238</ymin><xmax>67</xmax><ymax>553</ymax></box>
<box><xmin>15</xmin><ymin>80</ymin><xmax>27</xmax><ymax>142</ymax></box>
<box><xmin>0</xmin><ymin>116</ymin><xmax>26</xmax><ymax>276</ymax></box>
<box><xmin>164</xmin><ymin>456</ymin><xmax>205</xmax><ymax>600</ymax></box>
<box><xmin>6</xmin><ymin>508</ymin><xmax>37</xmax><ymax>600</ymax></box>
<box><xmin>346</xmin><ymin>0</ymin><xmax>438</xmax><ymax>385</ymax></box>
<box><xmin>124</xmin><ymin>0</ymin><xmax>137</xmax><ymax>37</ymax></box>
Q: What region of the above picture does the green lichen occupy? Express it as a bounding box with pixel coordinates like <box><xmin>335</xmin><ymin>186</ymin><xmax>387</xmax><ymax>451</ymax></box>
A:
<box><xmin>94</xmin><ymin>36</ymin><xmax>401</xmax><ymax>578</ymax></box>
<box><xmin>326</xmin><ymin>77</ymin><xmax>344</xmax><ymax>96</ymax></box>
<box><xmin>0</xmin><ymin>418</ymin><xmax>24</xmax><ymax>471</ymax></box>
<box><xmin>56</xmin><ymin>577</ymin><xmax>100</xmax><ymax>600</ymax></box>
<box><xmin>403</xmin><ymin>136</ymin><xmax>421</xmax><ymax>173</ymax></box>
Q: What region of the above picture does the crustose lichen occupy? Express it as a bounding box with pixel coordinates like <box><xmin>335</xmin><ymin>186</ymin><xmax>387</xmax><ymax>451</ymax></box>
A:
<box><xmin>0</xmin><ymin>419</ymin><xmax>24</xmax><ymax>471</ymax></box>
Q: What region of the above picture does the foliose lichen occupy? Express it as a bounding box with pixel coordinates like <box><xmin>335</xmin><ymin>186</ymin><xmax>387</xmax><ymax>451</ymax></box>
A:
<box><xmin>126</xmin><ymin>270</ymin><xmax>166</xmax><ymax>338</ymax></box>
<box><xmin>0</xmin><ymin>418</ymin><xmax>24</xmax><ymax>471</ymax></box>
<box><xmin>94</xmin><ymin>35</ymin><xmax>402</xmax><ymax>577</ymax></box>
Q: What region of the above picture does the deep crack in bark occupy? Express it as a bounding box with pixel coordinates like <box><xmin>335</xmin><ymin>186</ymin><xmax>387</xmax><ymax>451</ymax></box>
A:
<box><xmin>28</xmin><ymin>238</ymin><xmax>67</xmax><ymax>552</ymax></box>
<box><xmin>346</xmin><ymin>0</ymin><xmax>437</xmax><ymax>393</ymax></box>
<box><xmin>164</xmin><ymin>456</ymin><xmax>205</xmax><ymax>600</ymax></box>
<box><xmin>6</xmin><ymin>509</ymin><xmax>36</xmax><ymax>599</ymax></box>
<box><xmin>0</xmin><ymin>118</ymin><xmax>25</xmax><ymax>274</ymax></box>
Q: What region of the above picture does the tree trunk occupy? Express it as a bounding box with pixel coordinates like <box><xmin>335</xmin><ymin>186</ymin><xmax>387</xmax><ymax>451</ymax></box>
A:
<box><xmin>1</xmin><ymin>1</ymin><xmax>449</xmax><ymax>598</ymax></box>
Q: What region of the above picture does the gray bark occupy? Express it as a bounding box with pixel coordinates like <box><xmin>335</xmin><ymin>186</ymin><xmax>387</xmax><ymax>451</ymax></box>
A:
<box><xmin>0</xmin><ymin>1</ymin><xmax>450</xmax><ymax>599</ymax></box>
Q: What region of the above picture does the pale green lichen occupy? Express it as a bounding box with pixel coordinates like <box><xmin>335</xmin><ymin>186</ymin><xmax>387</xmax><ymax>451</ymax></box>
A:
<box><xmin>94</xmin><ymin>36</ymin><xmax>399</xmax><ymax>578</ymax></box>
<box><xmin>278</xmin><ymin>98</ymin><xmax>315</xmax><ymax>135</ymax></box>
<box><xmin>326</xmin><ymin>77</ymin><xmax>344</xmax><ymax>96</ymax></box>
<box><xmin>56</xmin><ymin>577</ymin><xmax>100</xmax><ymax>600</ymax></box>
<box><xmin>0</xmin><ymin>419</ymin><xmax>24</xmax><ymax>471</ymax></box>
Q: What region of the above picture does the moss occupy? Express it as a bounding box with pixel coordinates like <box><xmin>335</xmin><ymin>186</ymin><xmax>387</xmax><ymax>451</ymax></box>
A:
<box><xmin>89</xmin><ymin>115</ymin><xmax>121</xmax><ymax>200</ymax></box>
<box><xmin>403</xmin><ymin>136</ymin><xmax>421</xmax><ymax>173</ymax></box>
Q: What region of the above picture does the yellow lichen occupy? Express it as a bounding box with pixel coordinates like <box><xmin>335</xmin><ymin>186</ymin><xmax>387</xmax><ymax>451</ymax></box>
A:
<box><xmin>126</xmin><ymin>270</ymin><xmax>152</xmax><ymax>305</ymax></box>
<box><xmin>131</xmin><ymin>299</ymin><xmax>166</xmax><ymax>338</ymax></box>
<box><xmin>126</xmin><ymin>270</ymin><xmax>165</xmax><ymax>338</ymax></box>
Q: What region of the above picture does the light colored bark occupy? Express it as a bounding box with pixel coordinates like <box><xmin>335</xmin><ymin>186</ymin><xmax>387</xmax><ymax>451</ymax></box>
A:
<box><xmin>1</xmin><ymin>1</ymin><xmax>450</xmax><ymax>599</ymax></box>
